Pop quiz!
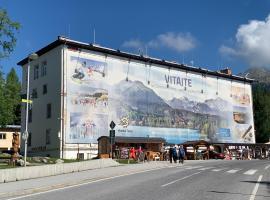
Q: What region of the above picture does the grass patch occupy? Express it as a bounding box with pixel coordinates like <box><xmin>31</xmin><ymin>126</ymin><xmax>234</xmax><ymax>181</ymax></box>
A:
<box><xmin>0</xmin><ymin>164</ymin><xmax>16</xmax><ymax>169</ymax></box>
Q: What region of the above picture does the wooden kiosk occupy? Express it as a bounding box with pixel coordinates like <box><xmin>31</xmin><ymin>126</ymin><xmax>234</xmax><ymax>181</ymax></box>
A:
<box><xmin>182</xmin><ymin>140</ymin><xmax>210</xmax><ymax>160</ymax></box>
<box><xmin>98</xmin><ymin>136</ymin><xmax>166</xmax><ymax>160</ymax></box>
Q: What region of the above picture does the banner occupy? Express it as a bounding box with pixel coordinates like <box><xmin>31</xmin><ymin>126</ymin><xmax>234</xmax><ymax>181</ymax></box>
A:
<box><xmin>65</xmin><ymin>50</ymin><xmax>255</xmax><ymax>144</ymax></box>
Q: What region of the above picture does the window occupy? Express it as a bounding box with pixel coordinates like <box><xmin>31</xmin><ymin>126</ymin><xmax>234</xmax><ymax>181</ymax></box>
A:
<box><xmin>32</xmin><ymin>88</ymin><xmax>38</xmax><ymax>98</ymax></box>
<box><xmin>46</xmin><ymin>129</ymin><xmax>51</xmax><ymax>145</ymax></box>
<box><xmin>34</xmin><ymin>65</ymin><xmax>39</xmax><ymax>80</ymax></box>
<box><xmin>0</xmin><ymin>133</ymin><xmax>6</xmax><ymax>140</ymax></box>
<box><xmin>28</xmin><ymin>132</ymin><xmax>32</xmax><ymax>146</ymax></box>
<box><xmin>29</xmin><ymin>109</ymin><xmax>32</xmax><ymax>123</ymax></box>
<box><xmin>43</xmin><ymin>84</ymin><xmax>47</xmax><ymax>94</ymax></box>
<box><xmin>46</xmin><ymin>103</ymin><xmax>51</xmax><ymax>118</ymax></box>
<box><xmin>41</xmin><ymin>61</ymin><xmax>47</xmax><ymax>77</ymax></box>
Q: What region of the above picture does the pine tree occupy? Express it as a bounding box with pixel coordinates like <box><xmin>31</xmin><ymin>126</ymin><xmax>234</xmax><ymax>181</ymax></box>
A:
<box><xmin>0</xmin><ymin>70</ymin><xmax>12</xmax><ymax>126</ymax></box>
<box><xmin>253</xmin><ymin>83</ymin><xmax>270</xmax><ymax>143</ymax></box>
<box><xmin>5</xmin><ymin>68</ymin><xmax>21</xmax><ymax>125</ymax></box>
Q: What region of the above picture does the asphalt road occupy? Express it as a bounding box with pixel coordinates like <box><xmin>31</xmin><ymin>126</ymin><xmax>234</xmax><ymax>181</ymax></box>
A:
<box><xmin>1</xmin><ymin>160</ymin><xmax>269</xmax><ymax>200</ymax></box>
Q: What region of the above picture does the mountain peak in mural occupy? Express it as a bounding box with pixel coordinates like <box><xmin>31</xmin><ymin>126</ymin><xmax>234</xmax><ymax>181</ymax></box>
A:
<box><xmin>168</xmin><ymin>96</ymin><xmax>231</xmax><ymax>115</ymax></box>
<box><xmin>113</xmin><ymin>79</ymin><xmax>169</xmax><ymax>112</ymax></box>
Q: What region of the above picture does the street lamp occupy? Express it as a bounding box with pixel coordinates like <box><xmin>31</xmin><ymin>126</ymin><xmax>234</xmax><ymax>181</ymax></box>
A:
<box><xmin>23</xmin><ymin>53</ymin><xmax>38</xmax><ymax>167</ymax></box>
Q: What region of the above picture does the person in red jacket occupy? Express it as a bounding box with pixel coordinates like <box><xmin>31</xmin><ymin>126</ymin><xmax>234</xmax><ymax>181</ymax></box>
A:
<box><xmin>130</xmin><ymin>147</ymin><xmax>136</xmax><ymax>160</ymax></box>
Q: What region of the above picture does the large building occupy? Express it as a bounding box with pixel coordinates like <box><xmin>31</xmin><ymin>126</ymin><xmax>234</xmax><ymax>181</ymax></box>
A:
<box><xmin>18</xmin><ymin>36</ymin><xmax>255</xmax><ymax>159</ymax></box>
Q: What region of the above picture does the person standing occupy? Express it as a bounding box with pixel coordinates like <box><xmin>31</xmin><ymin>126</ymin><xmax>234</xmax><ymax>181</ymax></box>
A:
<box><xmin>137</xmin><ymin>146</ymin><xmax>143</xmax><ymax>162</ymax></box>
<box><xmin>169</xmin><ymin>145</ymin><xmax>174</xmax><ymax>163</ymax></box>
<box><xmin>130</xmin><ymin>147</ymin><xmax>136</xmax><ymax>160</ymax></box>
<box><xmin>178</xmin><ymin>145</ymin><xmax>185</xmax><ymax>164</ymax></box>
<box><xmin>172</xmin><ymin>146</ymin><xmax>177</xmax><ymax>163</ymax></box>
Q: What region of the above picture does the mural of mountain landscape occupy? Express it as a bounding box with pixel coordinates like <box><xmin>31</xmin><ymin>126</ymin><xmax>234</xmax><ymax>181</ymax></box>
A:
<box><xmin>110</xmin><ymin>79</ymin><xmax>230</xmax><ymax>141</ymax></box>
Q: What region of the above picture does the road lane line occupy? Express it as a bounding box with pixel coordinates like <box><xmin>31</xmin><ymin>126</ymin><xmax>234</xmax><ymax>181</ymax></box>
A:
<box><xmin>161</xmin><ymin>172</ymin><xmax>201</xmax><ymax>187</ymax></box>
<box><xmin>250</xmin><ymin>175</ymin><xmax>263</xmax><ymax>200</ymax></box>
<box><xmin>244</xmin><ymin>169</ymin><xmax>257</xmax><ymax>175</ymax></box>
<box><xmin>212</xmin><ymin>168</ymin><xmax>227</xmax><ymax>172</ymax></box>
<box><xmin>265</xmin><ymin>165</ymin><xmax>270</xmax><ymax>170</ymax></box>
<box><xmin>197</xmin><ymin>167</ymin><xmax>214</xmax><ymax>171</ymax></box>
<box><xmin>179</xmin><ymin>165</ymin><xmax>203</xmax><ymax>170</ymax></box>
<box><xmin>226</xmin><ymin>169</ymin><xmax>241</xmax><ymax>173</ymax></box>
<box><xmin>4</xmin><ymin>166</ymin><xmax>174</xmax><ymax>200</ymax></box>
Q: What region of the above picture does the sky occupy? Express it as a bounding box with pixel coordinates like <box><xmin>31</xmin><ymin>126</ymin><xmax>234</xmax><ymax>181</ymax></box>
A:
<box><xmin>0</xmin><ymin>0</ymin><xmax>270</xmax><ymax>78</ymax></box>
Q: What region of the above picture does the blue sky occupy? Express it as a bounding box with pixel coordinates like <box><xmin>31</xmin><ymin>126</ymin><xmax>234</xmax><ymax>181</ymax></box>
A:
<box><xmin>1</xmin><ymin>0</ymin><xmax>270</xmax><ymax>78</ymax></box>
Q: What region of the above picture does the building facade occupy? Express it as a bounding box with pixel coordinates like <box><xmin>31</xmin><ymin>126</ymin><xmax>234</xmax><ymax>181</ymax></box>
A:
<box><xmin>18</xmin><ymin>36</ymin><xmax>255</xmax><ymax>159</ymax></box>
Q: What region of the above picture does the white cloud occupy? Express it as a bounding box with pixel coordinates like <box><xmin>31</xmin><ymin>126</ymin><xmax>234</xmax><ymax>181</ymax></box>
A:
<box><xmin>220</xmin><ymin>14</ymin><xmax>270</xmax><ymax>67</ymax></box>
<box><xmin>149</xmin><ymin>32</ymin><xmax>196</xmax><ymax>53</ymax></box>
<box><xmin>122</xmin><ymin>39</ymin><xmax>144</xmax><ymax>50</ymax></box>
<box><xmin>122</xmin><ymin>32</ymin><xmax>197</xmax><ymax>54</ymax></box>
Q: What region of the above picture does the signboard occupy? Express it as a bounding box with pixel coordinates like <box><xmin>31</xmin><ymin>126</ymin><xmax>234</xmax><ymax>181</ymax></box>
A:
<box><xmin>21</xmin><ymin>99</ymin><xmax>33</xmax><ymax>104</ymax></box>
<box><xmin>110</xmin><ymin>130</ymin><xmax>115</xmax><ymax>144</ymax></box>
<box><xmin>65</xmin><ymin>49</ymin><xmax>255</xmax><ymax>144</ymax></box>
<box><xmin>110</xmin><ymin>121</ymin><xmax>116</xmax><ymax>129</ymax></box>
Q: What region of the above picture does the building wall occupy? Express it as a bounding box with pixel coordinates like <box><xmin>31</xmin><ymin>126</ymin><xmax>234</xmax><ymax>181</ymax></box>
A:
<box><xmin>21</xmin><ymin>46</ymin><xmax>62</xmax><ymax>158</ymax></box>
<box><xmin>20</xmin><ymin>41</ymin><xmax>255</xmax><ymax>160</ymax></box>
<box><xmin>0</xmin><ymin>130</ymin><xmax>20</xmax><ymax>151</ymax></box>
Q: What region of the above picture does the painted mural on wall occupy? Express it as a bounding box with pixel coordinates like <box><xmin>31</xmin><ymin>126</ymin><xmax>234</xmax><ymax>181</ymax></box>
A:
<box><xmin>65</xmin><ymin>50</ymin><xmax>255</xmax><ymax>144</ymax></box>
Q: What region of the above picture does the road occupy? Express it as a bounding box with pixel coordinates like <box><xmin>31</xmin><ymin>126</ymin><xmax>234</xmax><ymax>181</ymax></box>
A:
<box><xmin>0</xmin><ymin>160</ymin><xmax>269</xmax><ymax>200</ymax></box>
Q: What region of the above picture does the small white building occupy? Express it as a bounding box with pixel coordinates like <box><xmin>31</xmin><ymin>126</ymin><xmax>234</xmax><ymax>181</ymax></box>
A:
<box><xmin>0</xmin><ymin>125</ymin><xmax>20</xmax><ymax>152</ymax></box>
<box><xmin>18</xmin><ymin>36</ymin><xmax>255</xmax><ymax>159</ymax></box>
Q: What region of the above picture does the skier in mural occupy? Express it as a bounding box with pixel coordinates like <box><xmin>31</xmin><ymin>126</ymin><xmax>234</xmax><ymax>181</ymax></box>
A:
<box><xmin>72</xmin><ymin>61</ymin><xmax>86</xmax><ymax>80</ymax></box>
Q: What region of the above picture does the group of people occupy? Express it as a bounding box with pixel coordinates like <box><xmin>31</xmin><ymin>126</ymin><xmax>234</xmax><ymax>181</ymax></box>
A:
<box><xmin>129</xmin><ymin>146</ymin><xmax>143</xmax><ymax>161</ymax></box>
<box><xmin>168</xmin><ymin>145</ymin><xmax>186</xmax><ymax>164</ymax></box>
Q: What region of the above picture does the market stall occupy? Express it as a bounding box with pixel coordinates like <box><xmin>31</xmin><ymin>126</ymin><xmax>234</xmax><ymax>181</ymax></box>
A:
<box><xmin>97</xmin><ymin>136</ymin><xmax>166</xmax><ymax>160</ymax></box>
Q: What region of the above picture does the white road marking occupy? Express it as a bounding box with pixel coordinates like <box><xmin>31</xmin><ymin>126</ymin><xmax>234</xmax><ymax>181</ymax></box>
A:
<box><xmin>198</xmin><ymin>167</ymin><xmax>214</xmax><ymax>171</ymax></box>
<box><xmin>161</xmin><ymin>171</ymin><xmax>201</xmax><ymax>187</ymax></box>
<box><xmin>226</xmin><ymin>169</ymin><xmax>241</xmax><ymax>173</ymax></box>
<box><xmin>4</xmin><ymin>166</ymin><xmax>171</xmax><ymax>200</ymax></box>
<box><xmin>249</xmin><ymin>175</ymin><xmax>263</xmax><ymax>200</ymax></box>
<box><xmin>244</xmin><ymin>169</ymin><xmax>257</xmax><ymax>175</ymax></box>
<box><xmin>265</xmin><ymin>165</ymin><xmax>270</xmax><ymax>170</ymax></box>
<box><xmin>184</xmin><ymin>165</ymin><xmax>203</xmax><ymax>170</ymax></box>
<box><xmin>212</xmin><ymin>168</ymin><xmax>227</xmax><ymax>172</ymax></box>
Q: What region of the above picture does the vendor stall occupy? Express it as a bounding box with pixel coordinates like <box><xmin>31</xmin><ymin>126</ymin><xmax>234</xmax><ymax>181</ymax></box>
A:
<box><xmin>97</xmin><ymin>136</ymin><xmax>165</xmax><ymax>160</ymax></box>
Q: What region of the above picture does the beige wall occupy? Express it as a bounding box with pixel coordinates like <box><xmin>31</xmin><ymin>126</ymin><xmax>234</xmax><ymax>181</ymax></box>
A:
<box><xmin>0</xmin><ymin>131</ymin><xmax>20</xmax><ymax>151</ymax></box>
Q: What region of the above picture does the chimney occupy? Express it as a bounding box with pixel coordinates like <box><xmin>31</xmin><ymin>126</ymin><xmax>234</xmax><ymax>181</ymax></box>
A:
<box><xmin>219</xmin><ymin>67</ymin><xmax>232</xmax><ymax>75</ymax></box>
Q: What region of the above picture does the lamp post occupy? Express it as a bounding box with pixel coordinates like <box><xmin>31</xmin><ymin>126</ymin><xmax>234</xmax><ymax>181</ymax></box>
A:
<box><xmin>23</xmin><ymin>53</ymin><xmax>38</xmax><ymax>167</ymax></box>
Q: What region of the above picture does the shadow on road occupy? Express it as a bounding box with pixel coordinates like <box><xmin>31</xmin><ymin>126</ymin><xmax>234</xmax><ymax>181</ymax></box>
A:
<box><xmin>241</xmin><ymin>180</ymin><xmax>270</xmax><ymax>194</ymax></box>
<box><xmin>208</xmin><ymin>190</ymin><xmax>270</xmax><ymax>198</ymax></box>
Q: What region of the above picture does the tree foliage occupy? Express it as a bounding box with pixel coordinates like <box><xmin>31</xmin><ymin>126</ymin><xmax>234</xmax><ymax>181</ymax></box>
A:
<box><xmin>253</xmin><ymin>83</ymin><xmax>270</xmax><ymax>143</ymax></box>
<box><xmin>0</xmin><ymin>8</ymin><xmax>20</xmax><ymax>58</ymax></box>
<box><xmin>5</xmin><ymin>68</ymin><xmax>21</xmax><ymax>124</ymax></box>
<box><xmin>0</xmin><ymin>68</ymin><xmax>21</xmax><ymax>126</ymax></box>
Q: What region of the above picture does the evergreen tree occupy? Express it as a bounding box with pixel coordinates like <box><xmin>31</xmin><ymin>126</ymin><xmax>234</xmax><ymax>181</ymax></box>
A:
<box><xmin>0</xmin><ymin>70</ymin><xmax>12</xmax><ymax>126</ymax></box>
<box><xmin>253</xmin><ymin>83</ymin><xmax>270</xmax><ymax>143</ymax></box>
<box><xmin>5</xmin><ymin>68</ymin><xmax>21</xmax><ymax>125</ymax></box>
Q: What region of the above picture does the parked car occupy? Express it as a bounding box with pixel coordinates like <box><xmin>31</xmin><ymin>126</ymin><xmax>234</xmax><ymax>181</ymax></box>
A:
<box><xmin>208</xmin><ymin>150</ymin><xmax>225</xmax><ymax>159</ymax></box>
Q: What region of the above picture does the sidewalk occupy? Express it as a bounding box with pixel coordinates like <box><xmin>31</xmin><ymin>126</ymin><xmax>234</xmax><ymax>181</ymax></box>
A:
<box><xmin>0</xmin><ymin>160</ymin><xmax>219</xmax><ymax>199</ymax></box>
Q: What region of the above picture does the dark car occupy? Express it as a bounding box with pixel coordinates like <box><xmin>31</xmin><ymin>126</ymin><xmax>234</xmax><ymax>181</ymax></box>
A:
<box><xmin>209</xmin><ymin>150</ymin><xmax>225</xmax><ymax>159</ymax></box>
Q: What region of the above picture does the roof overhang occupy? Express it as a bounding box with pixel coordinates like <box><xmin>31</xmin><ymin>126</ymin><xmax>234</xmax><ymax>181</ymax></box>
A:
<box><xmin>17</xmin><ymin>36</ymin><xmax>254</xmax><ymax>83</ymax></box>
